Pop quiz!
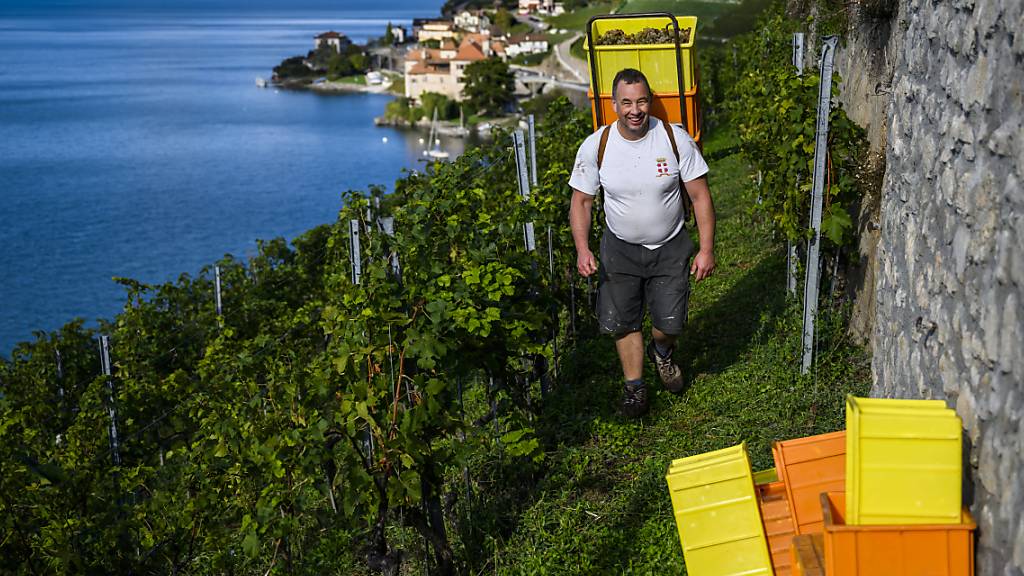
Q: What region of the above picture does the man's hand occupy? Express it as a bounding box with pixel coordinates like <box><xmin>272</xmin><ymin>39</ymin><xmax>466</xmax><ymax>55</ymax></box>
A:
<box><xmin>577</xmin><ymin>248</ymin><xmax>598</xmax><ymax>277</ymax></box>
<box><xmin>690</xmin><ymin>249</ymin><xmax>715</xmax><ymax>282</ymax></box>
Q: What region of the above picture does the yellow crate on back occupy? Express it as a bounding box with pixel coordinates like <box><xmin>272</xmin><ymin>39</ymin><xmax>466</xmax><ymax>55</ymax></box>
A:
<box><xmin>665</xmin><ymin>443</ymin><xmax>773</xmax><ymax>575</ymax></box>
<box><xmin>584</xmin><ymin>15</ymin><xmax>698</xmax><ymax>95</ymax></box>
<box><xmin>845</xmin><ymin>395</ymin><xmax>962</xmax><ymax>525</ymax></box>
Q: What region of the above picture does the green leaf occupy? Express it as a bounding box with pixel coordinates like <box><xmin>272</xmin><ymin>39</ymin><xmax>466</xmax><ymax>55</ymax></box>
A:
<box><xmin>822</xmin><ymin>204</ymin><xmax>853</xmax><ymax>245</ymax></box>
<box><xmin>425</xmin><ymin>378</ymin><xmax>446</xmax><ymax>395</ymax></box>
<box><xmin>242</xmin><ymin>530</ymin><xmax>259</xmax><ymax>557</ymax></box>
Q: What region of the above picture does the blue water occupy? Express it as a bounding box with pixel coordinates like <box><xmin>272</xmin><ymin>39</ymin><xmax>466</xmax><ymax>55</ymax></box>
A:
<box><xmin>0</xmin><ymin>2</ymin><xmax>451</xmax><ymax>355</ymax></box>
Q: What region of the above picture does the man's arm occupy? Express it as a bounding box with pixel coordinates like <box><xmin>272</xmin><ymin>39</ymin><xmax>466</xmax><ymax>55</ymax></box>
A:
<box><xmin>684</xmin><ymin>176</ymin><xmax>715</xmax><ymax>281</ymax></box>
<box><xmin>569</xmin><ymin>188</ymin><xmax>598</xmax><ymax>276</ymax></box>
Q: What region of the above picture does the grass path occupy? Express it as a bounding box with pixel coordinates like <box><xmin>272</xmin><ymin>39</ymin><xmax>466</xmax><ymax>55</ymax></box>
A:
<box><xmin>457</xmin><ymin>126</ymin><xmax>872</xmax><ymax>574</ymax></box>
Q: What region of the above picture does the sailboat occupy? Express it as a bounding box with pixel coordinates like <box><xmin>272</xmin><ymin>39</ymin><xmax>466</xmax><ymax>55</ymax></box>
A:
<box><xmin>424</xmin><ymin>108</ymin><xmax>450</xmax><ymax>160</ymax></box>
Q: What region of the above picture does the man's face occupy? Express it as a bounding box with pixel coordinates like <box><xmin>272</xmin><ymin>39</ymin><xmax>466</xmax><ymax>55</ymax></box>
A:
<box><xmin>612</xmin><ymin>80</ymin><xmax>651</xmax><ymax>139</ymax></box>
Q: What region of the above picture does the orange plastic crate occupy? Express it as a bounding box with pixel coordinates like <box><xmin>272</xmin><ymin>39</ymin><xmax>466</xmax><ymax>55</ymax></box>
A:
<box><xmin>756</xmin><ymin>480</ymin><xmax>795</xmax><ymax>576</ymax></box>
<box><xmin>588</xmin><ymin>90</ymin><xmax>702</xmax><ymax>143</ymax></box>
<box><xmin>790</xmin><ymin>534</ymin><xmax>824</xmax><ymax>576</ymax></box>
<box><xmin>821</xmin><ymin>492</ymin><xmax>976</xmax><ymax>576</ymax></box>
<box><xmin>772</xmin><ymin>431</ymin><xmax>845</xmax><ymax>535</ymax></box>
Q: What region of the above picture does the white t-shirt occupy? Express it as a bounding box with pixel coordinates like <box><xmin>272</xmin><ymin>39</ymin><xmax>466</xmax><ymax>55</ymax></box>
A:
<box><xmin>569</xmin><ymin>117</ymin><xmax>709</xmax><ymax>249</ymax></box>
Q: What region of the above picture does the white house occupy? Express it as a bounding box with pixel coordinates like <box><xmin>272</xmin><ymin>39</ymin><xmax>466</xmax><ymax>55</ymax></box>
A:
<box><xmin>519</xmin><ymin>0</ymin><xmax>563</xmax><ymax>15</ymax></box>
<box><xmin>454</xmin><ymin>9</ymin><xmax>491</xmax><ymax>33</ymax></box>
<box><xmin>505</xmin><ymin>33</ymin><xmax>549</xmax><ymax>58</ymax></box>
<box><xmin>314</xmin><ymin>31</ymin><xmax>351</xmax><ymax>52</ymax></box>
<box><xmin>389</xmin><ymin>24</ymin><xmax>407</xmax><ymax>44</ymax></box>
<box><xmin>413</xmin><ymin>19</ymin><xmax>456</xmax><ymax>43</ymax></box>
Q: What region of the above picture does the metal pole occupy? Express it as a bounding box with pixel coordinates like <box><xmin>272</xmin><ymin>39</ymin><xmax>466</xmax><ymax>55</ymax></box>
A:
<box><xmin>528</xmin><ymin>114</ymin><xmax>538</xmax><ymax>187</ymax></box>
<box><xmin>99</xmin><ymin>335</ymin><xmax>121</xmax><ymax>467</ymax></box>
<box><xmin>513</xmin><ymin>131</ymin><xmax>536</xmax><ymax>251</ymax></box>
<box><xmin>379</xmin><ymin>216</ymin><xmax>401</xmax><ymax>280</ymax></box>
<box><xmin>801</xmin><ymin>36</ymin><xmax>837</xmax><ymax>374</ymax></box>
<box><xmin>548</xmin><ymin>226</ymin><xmax>559</xmax><ymax>378</ymax></box>
<box><xmin>792</xmin><ymin>32</ymin><xmax>805</xmax><ymax>75</ymax></box>
<box><xmin>349</xmin><ymin>219</ymin><xmax>362</xmax><ymax>285</ymax></box>
<box><xmin>214</xmin><ymin>265</ymin><xmax>223</xmax><ymax>316</ymax></box>
<box><xmin>787</xmin><ymin>32</ymin><xmax>806</xmax><ymax>297</ymax></box>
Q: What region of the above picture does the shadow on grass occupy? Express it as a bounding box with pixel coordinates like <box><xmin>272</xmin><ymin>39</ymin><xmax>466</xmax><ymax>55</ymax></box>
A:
<box><xmin>681</xmin><ymin>248</ymin><xmax>788</xmax><ymax>378</ymax></box>
<box><xmin>454</xmin><ymin>249</ymin><xmax>791</xmax><ymax>572</ymax></box>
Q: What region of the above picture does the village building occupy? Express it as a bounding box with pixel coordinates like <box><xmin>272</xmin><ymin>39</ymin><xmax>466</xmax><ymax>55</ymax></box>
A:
<box><xmin>454</xmin><ymin>9</ymin><xmax>491</xmax><ymax>33</ymax></box>
<box><xmin>313</xmin><ymin>31</ymin><xmax>352</xmax><ymax>52</ymax></box>
<box><xmin>404</xmin><ymin>36</ymin><xmax>490</xmax><ymax>103</ymax></box>
<box><xmin>390</xmin><ymin>25</ymin><xmax>407</xmax><ymax>44</ymax></box>
<box><xmin>504</xmin><ymin>33</ymin><xmax>549</xmax><ymax>58</ymax></box>
<box><xmin>412</xmin><ymin>18</ymin><xmax>457</xmax><ymax>43</ymax></box>
<box><xmin>517</xmin><ymin>0</ymin><xmax>564</xmax><ymax>15</ymax></box>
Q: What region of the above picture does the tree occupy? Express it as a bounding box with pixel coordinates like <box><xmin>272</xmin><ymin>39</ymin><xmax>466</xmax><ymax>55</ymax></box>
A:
<box><xmin>461</xmin><ymin>58</ymin><xmax>515</xmax><ymax>117</ymax></box>
<box><xmin>273</xmin><ymin>55</ymin><xmax>316</xmax><ymax>81</ymax></box>
<box><xmin>493</xmin><ymin>8</ymin><xmax>514</xmax><ymax>33</ymax></box>
<box><xmin>419</xmin><ymin>92</ymin><xmax>457</xmax><ymax>121</ymax></box>
<box><xmin>385</xmin><ymin>22</ymin><xmax>395</xmax><ymax>45</ymax></box>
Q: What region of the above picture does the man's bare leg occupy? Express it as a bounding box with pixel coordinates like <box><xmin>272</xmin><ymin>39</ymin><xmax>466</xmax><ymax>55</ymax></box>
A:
<box><xmin>615</xmin><ymin>331</ymin><xmax>644</xmax><ymax>381</ymax></box>
<box><xmin>651</xmin><ymin>327</ymin><xmax>677</xmax><ymax>354</ymax></box>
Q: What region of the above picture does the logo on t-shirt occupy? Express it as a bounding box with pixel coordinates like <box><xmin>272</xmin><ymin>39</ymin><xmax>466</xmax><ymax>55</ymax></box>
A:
<box><xmin>655</xmin><ymin>157</ymin><xmax>671</xmax><ymax>177</ymax></box>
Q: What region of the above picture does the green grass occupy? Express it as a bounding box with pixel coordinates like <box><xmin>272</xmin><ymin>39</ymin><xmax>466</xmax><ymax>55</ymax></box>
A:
<box><xmin>611</xmin><ymin>0</ymin><xmax>773</xmax><ymax>38</ymax></box>
<box><xmin>337</xmin><ymin>74</ymin><xmax>366</xmax><ymax>85</ymax></box>
<box><xmin>545</xmin><ymin>1</ymin><xmax>617</xmax><ymax>31</ymax></box>
<box><xmin>570</xmin><ymin>35</ymin><xmax>586</xmax><ymax>61</ymax></box>
<box><xmin>387</xmin><ymin>74</ymin><xmax>404</xmax><ymax>95</ymax></box>
<box><xmin>511</xmin><ymin>51</ymin><xmax>550</xmax><ymax>66</ymax></box>
<box><xmin>445</xmin><ymin>124</ymin><xmax>872</xmax><ymax>574</ymax></box>
<box><xmin>620</xmin><ymin>0</ymin><xmax>735</xmax><ymax>18</ymax></box>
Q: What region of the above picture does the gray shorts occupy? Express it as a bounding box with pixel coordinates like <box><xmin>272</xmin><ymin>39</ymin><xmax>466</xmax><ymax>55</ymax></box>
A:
<box><xmin>597</xmin><ymin>230</ymin><xmax>694</xmax><ymax>336</ymax></box>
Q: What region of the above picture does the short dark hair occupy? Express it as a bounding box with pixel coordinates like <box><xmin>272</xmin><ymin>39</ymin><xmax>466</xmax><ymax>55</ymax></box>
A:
<box><xmin>611</xmin><ymin>68</ymin><xmax>652</xmax><ymax>100</ymax></box>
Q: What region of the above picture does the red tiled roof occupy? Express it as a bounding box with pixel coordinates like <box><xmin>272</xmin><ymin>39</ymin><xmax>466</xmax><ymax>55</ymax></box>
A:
<box><xmin>316</xmin><ymin>31</ymin><xmax>345</xmax><ymax>39</ymax></box>
<box><xmin>454</xmin><ymin>38</ymin><xmax>487</xmax><ymax>61</ymax></box>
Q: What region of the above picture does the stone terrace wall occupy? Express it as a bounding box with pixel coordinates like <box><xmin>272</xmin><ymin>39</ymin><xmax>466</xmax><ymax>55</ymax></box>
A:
<box><xmin>871</xmin><ymin>0</ymin><xmax>1024</xmax><ymax>574</ymax></box>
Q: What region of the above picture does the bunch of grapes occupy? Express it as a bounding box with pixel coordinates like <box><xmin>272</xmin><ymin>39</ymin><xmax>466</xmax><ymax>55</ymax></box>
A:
<box><xmin>595</xmin><ymin>26</ymin><xmax>691</xmax><ymax>45</ymax></box>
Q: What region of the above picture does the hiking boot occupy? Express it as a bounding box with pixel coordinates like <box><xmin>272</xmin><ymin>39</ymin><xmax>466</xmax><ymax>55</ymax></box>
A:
<box><xmin>620</xmin><ymin>381</ymin><xmax>649</xmax><ymax>418</ymax></box>
<box><xmin>646</xmin><ymin>340</ymin><xmax>685</xmax><ymax>394</ymax></box>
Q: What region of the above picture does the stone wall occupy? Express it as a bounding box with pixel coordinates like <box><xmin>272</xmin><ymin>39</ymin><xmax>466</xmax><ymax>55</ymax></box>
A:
<box><xmin>832</xmin><ymin>2</ymin><xmax>900</xmax><ymax>346</ymax></box>
<box><xmin>870</xmin><ymin>0</ymin><xmax>1024</xmax><ymax>574</ymax></box>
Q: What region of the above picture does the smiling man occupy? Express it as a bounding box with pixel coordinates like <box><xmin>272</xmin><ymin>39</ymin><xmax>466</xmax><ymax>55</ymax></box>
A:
<box><xmin>568</xmin><ymin>68</ymin><xmax>716</xmax><ymax>418</ymax></box>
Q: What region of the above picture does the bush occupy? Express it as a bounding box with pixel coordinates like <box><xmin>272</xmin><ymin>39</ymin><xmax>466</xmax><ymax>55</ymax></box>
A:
<box><xmin>273</xmin><ymin>55</ymin><xmax>315</xmax><ymax>80</ymax></box>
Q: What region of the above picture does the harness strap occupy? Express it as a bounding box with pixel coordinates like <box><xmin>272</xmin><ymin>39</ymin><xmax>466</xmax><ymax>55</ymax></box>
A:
<box><xmin>596</xmin><ymin>124</ymin><xmax>611</xmax><ymax>170</ymax></box>
<box><xmin>661</xmin><ymin>120</ymin><xmax>695</xmax><ymax>224</ymax></box>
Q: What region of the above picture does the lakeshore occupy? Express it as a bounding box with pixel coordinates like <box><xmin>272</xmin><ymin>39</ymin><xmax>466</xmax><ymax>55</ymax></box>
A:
<box><xmin>0</xmin><ymin>7</ymin><xmax>444</xmax><ymax>354</ymax></box>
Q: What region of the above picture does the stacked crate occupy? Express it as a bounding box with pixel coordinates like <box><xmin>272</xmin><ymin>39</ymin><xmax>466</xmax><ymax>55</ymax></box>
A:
<box><xmin>665</xmin><ymin>397</ymin><xmax>975</xmax><ymax>575</ymax></box>
<box><xmin>583</xmin><ymin>13</ymin><xmax>702</xmax><ymax>142</ymax></box>
<box><xmin>665</xmin><ymin>443</ymin><xmax>774</xmax><ymax>575</ymax></box>
<box><xmin>820</xmin><ymin>396</ymin><xmax>975</xmax><ymax>576</ymax></box>
<box><xmin>772</xmin><ymin>431</ymin><xmax>846</xmax><ymax>535</ymax></box>
<box><xmin>755</xmin><ymin>476</ymin><xmax>795</xmax><ymax>576</ymax></box>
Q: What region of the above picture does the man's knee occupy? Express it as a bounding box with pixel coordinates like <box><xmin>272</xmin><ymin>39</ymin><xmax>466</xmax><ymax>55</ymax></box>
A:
<box><xmin>610</xmin><ymin>329</ymin><xmax>640</xmax><ymax>341</ymax></box>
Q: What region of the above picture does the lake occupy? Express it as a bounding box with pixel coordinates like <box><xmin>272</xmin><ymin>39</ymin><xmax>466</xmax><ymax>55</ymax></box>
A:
<box><xmin>0</xmin><ymin>2</ymin><xmax>459</xmax><ymax>355</ymax></box>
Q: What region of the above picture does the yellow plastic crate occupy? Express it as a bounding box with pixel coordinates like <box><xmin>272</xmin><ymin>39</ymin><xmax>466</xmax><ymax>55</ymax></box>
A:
<box><xmin>845</xmin><ymin>395</ymin><xmax>962</xmax><ymax>525</ymax></box>
<box><xmin>665</xmin><ymin>443</ymin><xmax>773</xmax><ymax>575</ymax></box>
<box><xmin>584</xmin><ymin>15</ymin><xmax>698</xmax><ymax>95</ymax></box>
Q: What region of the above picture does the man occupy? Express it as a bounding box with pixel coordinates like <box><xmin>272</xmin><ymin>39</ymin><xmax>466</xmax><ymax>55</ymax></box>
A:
<box><xmin>568</xmin><ymin>68</ymin><xmax>716</xmax><ymax>417</ymax></box>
